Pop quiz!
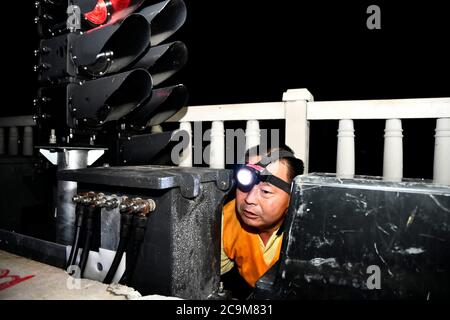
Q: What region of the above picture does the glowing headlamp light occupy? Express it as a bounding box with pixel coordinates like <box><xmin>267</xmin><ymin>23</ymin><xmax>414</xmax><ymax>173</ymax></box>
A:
<box><xmin>235</xmin><ymin>163</ymin><xmax>292</xmax><ymax>194</ymax></box>
<box><xmin>236</xmin><ymin>166</ymin><xmax>256</xmax><ymax>187</ymax></box>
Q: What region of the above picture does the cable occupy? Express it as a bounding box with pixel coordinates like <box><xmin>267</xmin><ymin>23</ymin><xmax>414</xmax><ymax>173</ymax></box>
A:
<box><xmin>78</xmin><ymin>205</ymin><xmax>98</xmax><ymax>277</ymax></box>
<box><xmin>103</xmin><ymin>201</ymin><xmax>134</xmax><ymax>284</ymax></box>
<box><xmin>118</xmin><ymin>198</ymin><xmax>155</xmax><ymax>285</ymax></box>
<box><xmin>66</xmin><ymin>203</ymin><xmax>85</xmax><ymax>272</ymax></box>
<box><xmin>119</xmin><ymin>214</ymin><xmax>146</xmax><ymax>285</ymax></box>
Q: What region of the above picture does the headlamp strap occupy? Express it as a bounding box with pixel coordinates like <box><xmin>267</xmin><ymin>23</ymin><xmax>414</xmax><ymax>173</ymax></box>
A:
<box><xmin>257</xmin><ymin>150</ymin><xmax>297</xmax><ymax>167</ymax></box>
<box><xmin>262</xmin><ymin>173</ymin><xmax>292</xmax><ymax>194</ymax></box>
<box><xmin>254</xmin><ymin>150</ymin><xmax>296</xmax><ymax>194</ymax></box>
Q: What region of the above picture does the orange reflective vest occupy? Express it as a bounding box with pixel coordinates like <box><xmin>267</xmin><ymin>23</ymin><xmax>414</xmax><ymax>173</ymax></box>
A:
<box><xmin>222</xmin><ymin>199</ymin><xmax>283</xmax><ymax>287</ymax></box>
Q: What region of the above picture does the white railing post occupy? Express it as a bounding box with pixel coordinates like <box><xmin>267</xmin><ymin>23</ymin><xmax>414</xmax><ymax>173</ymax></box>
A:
<box><xmin>336</xmin><ymin>119</ymin><xmax>355</xmax><ymax>178</ymax></box>
<box><xmin>433</xmin><ymin>118</ymin><xmax>450</xmax><ymax>185</ymax></box>
<box><xmin>8</xmin><ymin>126</ymin><xmax>19</xmax><ymax>156</ymax></box>
<box><xmin>282</xmin><ymin>88</ymin><xmax>313</xmax><ymax>173</ymax></box>
<box><xmin>383</xmin><ymin>119</ymin><xmax>403</xmax><ymax>182</ymax></box>
<box><xmin>210</xmin><ymin>121</ymin><xmax>225</xmax><ymax>169</ymax></box>
<box><xmin>245</xmin><ymin>120</ymin><xmax>260</xmax><ymax>151</ymax></box>
<box><xmin>23</xmin><ymin>126</ymin><xmax>34</xmax><ymax>156</ymax></box>
<box><xmin>0</xmin><ymin>127</ymin><xmax>4</xmax><ymax>155</ymax></box>
<box><xmin>178</xmin><ymin>122</ymin><xmax>192</xmax><ymax>167</ymax></box>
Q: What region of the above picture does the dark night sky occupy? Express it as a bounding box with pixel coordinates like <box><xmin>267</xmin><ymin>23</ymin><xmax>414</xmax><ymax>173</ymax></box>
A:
<box><xmin>1</xmin><ymin>0</ymin><xmax>449</xmax><ymax>178</ymax></box>
<box><xmin>177</xmin><ymin>0</ymin><xmax>450</xmax><ymax>104</ymax></box>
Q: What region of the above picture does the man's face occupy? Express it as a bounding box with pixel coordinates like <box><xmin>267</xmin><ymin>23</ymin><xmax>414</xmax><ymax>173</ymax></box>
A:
<box><xmin>235</xmin><ymin>155</ymin><xmax>291</xmax><ymax>232</ymax></box>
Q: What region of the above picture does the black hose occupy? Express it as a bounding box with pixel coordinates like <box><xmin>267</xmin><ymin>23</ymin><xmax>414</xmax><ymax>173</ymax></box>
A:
<box><xmin>66</xmin><ymin>204</ymin><xmax>85</xmax><ymax>272</ymax></box>
<box><xmin>119</xmin><ymin>216</ymin><xmax>148</xmax><ymax>285</ymax></box>
<box><xmin>79</xmin><ymin>206</ymin><xmax>97</xmax><ymax>277</ymax></box>
<box><xmin>103</xmin><ymin>213</ymin><xmax>133</xmax><ymax>284</ymax></box>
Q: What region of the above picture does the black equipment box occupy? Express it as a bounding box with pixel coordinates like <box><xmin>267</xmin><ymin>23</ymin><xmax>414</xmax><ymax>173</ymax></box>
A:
<box><xmin>58</xmin><ymin>165</ymin><xmax>232</xmax><ymax>299</ymax></box>
<box><xmin>254</xmin><ymin>173</ymin><xmax>450</xmax><ymax>299</ymax></box>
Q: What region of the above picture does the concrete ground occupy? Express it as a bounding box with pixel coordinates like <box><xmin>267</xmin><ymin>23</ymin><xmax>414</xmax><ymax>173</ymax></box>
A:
<box><xmin>0</xmin><ymin>250</ymin><xmax>139</xmax><ymax>300</ymax></box>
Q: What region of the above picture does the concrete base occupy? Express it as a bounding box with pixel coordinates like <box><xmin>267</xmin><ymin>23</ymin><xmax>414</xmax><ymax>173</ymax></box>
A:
<box><xmin>0</xmin><ymin>250</ymin><xmax>129</xmax><ymax>300</ymax></box>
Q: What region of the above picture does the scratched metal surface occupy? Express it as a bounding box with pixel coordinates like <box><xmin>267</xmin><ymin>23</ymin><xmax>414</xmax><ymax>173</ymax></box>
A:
<box><xmin>128</xmin><ymin>180</ymin><xmax>227</xmax><ymax>299</ymax></box>
<box><xmin>270</xmin><ymin>173</ymin><xmax>450</xmax><ymax>299</ymax></box>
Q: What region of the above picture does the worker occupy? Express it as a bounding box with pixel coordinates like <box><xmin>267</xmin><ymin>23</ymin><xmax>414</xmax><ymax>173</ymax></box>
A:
<box><xmin>221</xmin><ymin>145</ymin><xmax>304</xmax><ymax>299</ymax></box>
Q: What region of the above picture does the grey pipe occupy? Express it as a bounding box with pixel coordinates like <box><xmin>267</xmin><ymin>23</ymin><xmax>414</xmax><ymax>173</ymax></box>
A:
<box><xmin>55</xmin><ymin>150</ymin><xmax>89</xmax><ymax>245</ymax></box>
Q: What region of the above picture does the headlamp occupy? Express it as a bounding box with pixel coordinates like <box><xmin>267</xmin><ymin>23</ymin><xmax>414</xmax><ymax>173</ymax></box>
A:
<box><xmin>235</xmin><ymin>163</ymin><xmax>292</xmax><ymax>194</ymax></box>
<box><xmin>236</xmin><ymin>166</ymin><xmax>256</xmax><ymax>188</ymax></box>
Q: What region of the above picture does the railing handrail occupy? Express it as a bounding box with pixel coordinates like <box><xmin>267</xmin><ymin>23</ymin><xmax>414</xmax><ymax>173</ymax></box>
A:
<box><xmin>307</xmin><ymin>97</ymin><xmax>450</xmax><ymax>120</ymax></box>
<box><xmin>166</xmin><ymin>102</ymin><xmax>285</xmax><ymax>122</ymax></box>
<box><xmin>0</xmin><ymin>115</ymin><xmax>36</xmax><ymax>128</ymax></box>
<box><xmin>167</xmin><ymin>97</ymin><xmax>450</xmax><ymax>123</ymax></box>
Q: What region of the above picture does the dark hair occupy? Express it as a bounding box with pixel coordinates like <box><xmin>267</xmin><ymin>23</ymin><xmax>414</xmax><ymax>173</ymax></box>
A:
<box><xmin>244</xmin><ymin>145</ymin><xmax>304</xmax><ymax>182</ymax></box>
